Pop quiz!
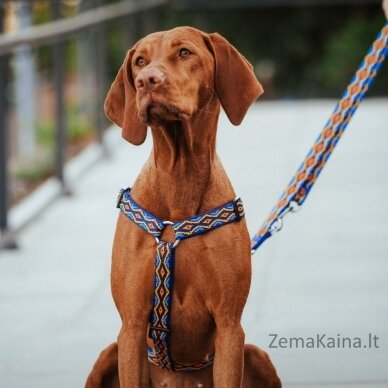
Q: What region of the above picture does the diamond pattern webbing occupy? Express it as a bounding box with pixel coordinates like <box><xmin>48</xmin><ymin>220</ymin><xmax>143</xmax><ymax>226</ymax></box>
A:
<box><xmin>149</xmin><ymin>241</ymin><xmax>174</xmax><ymax>370</ymax></box>
<box><xmin>117</xmin><ymin>188</ymin><xmax>244</xmax><ymax>372</ymax></box>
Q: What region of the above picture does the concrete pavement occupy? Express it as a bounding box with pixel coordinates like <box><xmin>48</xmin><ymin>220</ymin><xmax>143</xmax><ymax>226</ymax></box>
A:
<box><xmin>1</xmin><ymin>99</ymin><xmax>388</xmax><ymax>387</ymax></box>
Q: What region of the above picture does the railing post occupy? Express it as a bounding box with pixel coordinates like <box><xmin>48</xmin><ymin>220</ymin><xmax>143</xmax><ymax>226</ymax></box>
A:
<box><xmin>94</xmin><ymin>0</ymin><xmax>108</xmax><ymax>156</ymax></box>
<box><xmin>52</xmin><ymin>3</ymin><xmax>70</xmax><ymax>195</ymax></box>
<box><xmin>0</xmin><ymin>57</ymin><xmax>7</xmax><ymax>236</ymax></box>
<box><xmin>0</xmin><ymin>8</ymin><xmax>17</xmax><ymax>249</ymax></box>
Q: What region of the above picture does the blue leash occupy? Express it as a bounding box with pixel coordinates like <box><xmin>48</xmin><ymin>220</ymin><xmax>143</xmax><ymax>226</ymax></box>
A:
<box><xmin>251</xmin><ymin>23</ymin><xmax>388</xmax><ymax>254</ymax></box>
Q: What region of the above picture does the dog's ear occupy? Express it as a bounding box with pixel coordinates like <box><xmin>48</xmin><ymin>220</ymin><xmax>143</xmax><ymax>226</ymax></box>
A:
<box><xmin>206</xmin><ymin>33</ymin><xmax>264</xmax><ymax>126</ymax></box>
<box><xmin>104</xmin><ymin>48</ymin><xmax>147</xmax><ymax>145</ymax></box>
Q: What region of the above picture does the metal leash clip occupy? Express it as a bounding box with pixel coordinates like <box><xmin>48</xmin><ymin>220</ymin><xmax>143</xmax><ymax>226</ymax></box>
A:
<box><xmin>269</xmin><ymin>200</ymin><xmax>300</xmax><ymax>235</ymax></box>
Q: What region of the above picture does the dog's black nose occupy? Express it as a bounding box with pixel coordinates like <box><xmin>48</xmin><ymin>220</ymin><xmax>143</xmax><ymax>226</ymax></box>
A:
<box><xmin>135</xmin><ymin>68</ymin><xmax>164</xmax><ymax>92</ymax></box>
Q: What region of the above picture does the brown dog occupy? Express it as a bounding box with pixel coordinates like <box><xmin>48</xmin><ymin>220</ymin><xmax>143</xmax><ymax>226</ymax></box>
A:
<box><xmin>86</xmin><ymin>26</ymin><xmax>281</xmax><ymax>387</ymax></box>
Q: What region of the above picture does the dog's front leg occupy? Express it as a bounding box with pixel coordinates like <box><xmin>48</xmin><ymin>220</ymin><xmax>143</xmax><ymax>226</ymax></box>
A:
<box><xmin>213</xmin><ymin>323</ymin><xmax>245</xmax><ymax>388</ymax></box>
<box><xmin>117</xmin><ymin>322</ymin><xmax>149</xmax><ymax>388</ymax></box>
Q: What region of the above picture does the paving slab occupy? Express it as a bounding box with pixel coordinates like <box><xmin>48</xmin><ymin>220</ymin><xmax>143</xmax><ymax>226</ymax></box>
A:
<box><xmin>0</xmin><ymin>99</ymin><xmax>387</xmax><ymax>387</ymax></box>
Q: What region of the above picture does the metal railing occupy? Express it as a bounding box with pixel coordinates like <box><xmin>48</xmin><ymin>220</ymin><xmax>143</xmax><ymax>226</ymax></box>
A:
<box><xmin>0</xmin><ymin>0</ymin><xmax>168</xmax><ymax>249</ymax></box>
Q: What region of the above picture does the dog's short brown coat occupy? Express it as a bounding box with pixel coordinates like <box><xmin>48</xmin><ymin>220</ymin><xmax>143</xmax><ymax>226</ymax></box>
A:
<box><xmin>86</xmin><ymin>26</ymin><xmax>281</xmax><ymax>388</ymax></box>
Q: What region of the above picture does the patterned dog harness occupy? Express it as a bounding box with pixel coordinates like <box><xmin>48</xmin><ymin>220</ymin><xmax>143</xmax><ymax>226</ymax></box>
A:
<box><xmin>116</xmin><ymin>187</ymin><xmax>245</xmax><ymax>372</ymax></box>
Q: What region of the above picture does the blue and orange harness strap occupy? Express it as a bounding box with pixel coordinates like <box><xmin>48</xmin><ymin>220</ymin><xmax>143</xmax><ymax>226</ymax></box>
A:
<box><xmin>251</xmin><ymin>23</ymin><xmax>388</xmax><ymax>254</ymax></box>
<box><xmin>116</xmin><ymin>187</ymin><xmax>245</xmax><ymax>372</ymax></box>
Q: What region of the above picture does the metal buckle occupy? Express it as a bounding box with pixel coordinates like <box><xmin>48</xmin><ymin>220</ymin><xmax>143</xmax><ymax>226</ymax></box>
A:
<box><xmin>149</xmin><ymin>325</ymin><xmax>170</xmax><ymax>341</ymax></box>
<box><xmin>116</xmin><ymin>188</ymin><xmax>126</xmax><ymax>208</ymax></box>
<box><xmin>150</xmin><ymin>326</ymin><xmax>169</xmax><ymax>333</ymax></box>
<box><xmin>233</xmin><ymin>198</ymin><xmax>245</xmax><ymax>221</ymax></box>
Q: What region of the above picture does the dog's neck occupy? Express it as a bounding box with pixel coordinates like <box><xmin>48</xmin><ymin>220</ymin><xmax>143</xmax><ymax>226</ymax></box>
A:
<box><xmin>151</xmin><ymin>111</ymin><xmax>217</xmax><ymax>174</ymax></box>
<box><xmin>150</xmin><ymin>101</ymin><xmax>218</xmax><ymax>218</ymax></box>
<box><xmin>132</xmin><ymin>99</ymin><xmax>235</xmax><ymax>220</ymax></box>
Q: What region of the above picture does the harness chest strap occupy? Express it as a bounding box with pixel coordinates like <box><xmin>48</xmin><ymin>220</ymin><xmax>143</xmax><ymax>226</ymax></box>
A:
<box><xmin>116</xmin><ymin>188</ymin><xmax>245</xmax><ymax>372</ymax></box>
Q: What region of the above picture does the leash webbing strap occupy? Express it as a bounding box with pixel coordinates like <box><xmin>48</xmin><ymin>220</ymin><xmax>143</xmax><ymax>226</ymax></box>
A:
<box><xmin>251</xmin><ymin>23</ymin><xmax>388</xmax><ymax>254</ymax></box>
<box><xmin>117</xmin><ymin>188</ymin><xmax>245</xmax><ymax>371</ymax></box>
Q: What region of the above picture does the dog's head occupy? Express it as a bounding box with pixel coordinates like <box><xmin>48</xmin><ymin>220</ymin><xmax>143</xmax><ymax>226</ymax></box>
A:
<box><xmin>104</xmin><ymin>26</ymin><xmax>263</xmax><ymax>145</ymax></box>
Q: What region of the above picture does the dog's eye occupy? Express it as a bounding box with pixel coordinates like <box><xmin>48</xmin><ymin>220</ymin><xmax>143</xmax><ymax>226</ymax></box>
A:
<box><xmin>135</xmin><ymin>56</ymin><xmax>146</xmax><ymax>67</ymax></box>
<box><xmin>178</xmin><ymin>48</ymin><xmax>191</xmax><ymax>58</ymax></box>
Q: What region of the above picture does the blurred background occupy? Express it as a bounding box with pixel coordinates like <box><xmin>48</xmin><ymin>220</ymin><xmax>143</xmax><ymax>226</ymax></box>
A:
<box><xmin>0</xmin><ymin>1</ymin><xmax>387</xmax><ymax>387</ymax></box>
<box><xmin>0</xmin><ymin>0</ymin><xmax>387</xmax><ymax>234</ymax></box>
